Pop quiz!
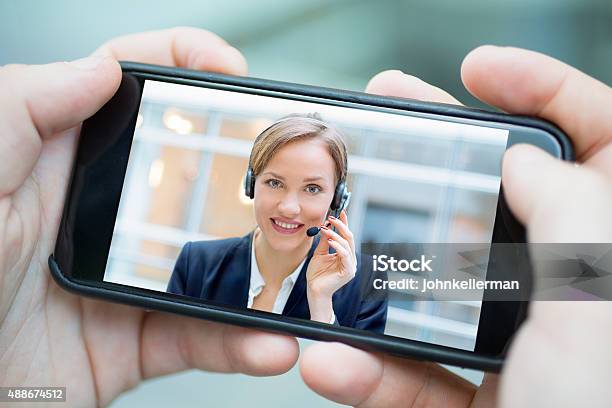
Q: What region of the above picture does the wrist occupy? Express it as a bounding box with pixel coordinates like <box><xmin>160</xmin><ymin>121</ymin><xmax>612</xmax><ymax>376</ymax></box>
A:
<box><xmin>307</xmin><ymin>287</ymin><xmax>333</xmax><ymax>323</ymax></box>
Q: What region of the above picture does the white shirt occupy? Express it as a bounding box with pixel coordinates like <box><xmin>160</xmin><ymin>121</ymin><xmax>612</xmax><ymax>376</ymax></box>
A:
<box><xmin>247</xmin><ymin>233</ymin><xmax>335</xmax><ymax>324</ymax></box>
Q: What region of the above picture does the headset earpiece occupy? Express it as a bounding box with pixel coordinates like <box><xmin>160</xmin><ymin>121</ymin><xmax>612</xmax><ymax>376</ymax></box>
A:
<box><xmin>329</xmin><ymin>183</ymin><xmax>351</xmax><ymax>219</ymax></box>
<box><xmin>244</xmin><ymin>167</ymin><xmax>255</xmax><ymax>199</ymax></box>
<box><xmin>331</xmin><ymin>180</ymin><xmax>347</xmax><ymax>210</ymax></box>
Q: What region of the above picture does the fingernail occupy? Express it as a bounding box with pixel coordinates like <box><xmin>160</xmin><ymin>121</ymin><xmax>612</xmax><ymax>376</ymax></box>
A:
<box><xmin>505</xmin><ymin>144</ymin><xmax>550</xmax><ymax>168</ymax></box>
<box><xmin>224</xmin><ymin>46</ymin><xmax>248</xmax><ymax>75</ymax></box>
<box><xmin>68</xmin><ymin>55</ymin><xmax>107</xmax><ymax>71</ymax></box>
<box><xmin>321</xmin><ymin>225</ymin><xmax>329</xmax><ymax>230</ymax></box>
<box><xmin>328</xmin><ymin>215</ymin><xmax>336</xmax><ymax>220</ymax></box>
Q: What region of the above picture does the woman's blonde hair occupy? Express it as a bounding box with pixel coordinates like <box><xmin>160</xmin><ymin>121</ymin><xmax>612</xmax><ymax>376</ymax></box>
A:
<box><xmin>249</xmin><ymin>113</ymin><xmax>348</xmax><ymax>184</ymax></box>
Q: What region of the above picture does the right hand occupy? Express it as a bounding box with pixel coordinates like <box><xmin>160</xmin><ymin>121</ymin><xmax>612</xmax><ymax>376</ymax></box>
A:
<box><xmin>300</xmin><ymin>46</ymin><xmax>612</xmax><ymax>407</ymax></box>
<box><xmin>306</xmin><ymin>209</ymin><xmax>357</xmax><ymax>323</ymax></box>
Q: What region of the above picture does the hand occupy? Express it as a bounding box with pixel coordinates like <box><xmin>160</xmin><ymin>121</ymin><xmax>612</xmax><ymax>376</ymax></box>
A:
<box><xmin>306</xmin><ymin>210</ymin><xmax>357</xmax><ymax>323</ymax></box>
<box><xmin>0</xmin><ymin>27</ymin><xmax>298</xmax><ymax>407</ymax></box>
<box><xmin>300</xmin><ymin>46</ymin><xmax>612</xmax><ymax>407</ymax></box>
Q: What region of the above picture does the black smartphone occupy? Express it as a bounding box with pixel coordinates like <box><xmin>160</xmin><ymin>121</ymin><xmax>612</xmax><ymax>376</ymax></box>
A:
<box><xmin>49</xmin><ymin>62</ymin><xmax>573</xmax><ymax>372</ymax></box>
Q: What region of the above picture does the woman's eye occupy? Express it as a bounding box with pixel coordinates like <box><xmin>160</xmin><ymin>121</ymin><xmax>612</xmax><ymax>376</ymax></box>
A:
<box><xmin>265</xmin><ymin>179</ymin><xmax>282</xmax><ymax>189</ymax></box>
<box><xmin>305</xmin><ymin>185</ymin><xmax>321</xmax><ymax>194</ymax></box>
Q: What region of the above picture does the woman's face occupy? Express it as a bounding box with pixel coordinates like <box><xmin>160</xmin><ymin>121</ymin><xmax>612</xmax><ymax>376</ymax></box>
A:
<box><xmin>254</xmin><ymin>138</ymin><xmax>336</xmax><ymax>252</ymax></box>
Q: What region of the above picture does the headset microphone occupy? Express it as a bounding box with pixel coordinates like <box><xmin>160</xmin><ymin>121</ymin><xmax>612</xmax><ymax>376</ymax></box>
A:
<box><xmin>306</xmin><ymin>226</ymin><xmax>320</xmax><ymax>237</ymax></box>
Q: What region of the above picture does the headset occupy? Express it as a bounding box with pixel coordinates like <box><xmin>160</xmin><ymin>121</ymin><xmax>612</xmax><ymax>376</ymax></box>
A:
<box><xmin>243</xmin><ymin>116</ymin><xmax>352</xmax><ymax>234</ymax></box>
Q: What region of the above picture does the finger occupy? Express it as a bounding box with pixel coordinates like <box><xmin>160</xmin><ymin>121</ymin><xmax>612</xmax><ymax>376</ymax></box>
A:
<box><xmin>502</xmin><ymin>143</ymin><xmax>612</xmax><ymax>242</ymax></box>
<box><xmin>140</xmin><ymin>311</ymin><xmax>299</xmax><ymax>378</ymax></box>
<box><xmin>339</xmin><ymin>210</ymin><xmax>357</xmax><ymax>262</ymax></box>
<box><xmin>325</xmin><ymin>239</ymin><xmax>352</xmax><ymax>272</ymax></box>
<box><xmin>322</xmin><ymin>217</ymin><xmax>357</xmax><ymax>265</ymax></box>
<box><xmin>79</xmin><ymin>299</ymin><xmax>298</xmax><ymax>406</ymax></box>
<box><xmin>366</xmin><ymin>70</ymin><xmax>462</xmax><ymax>105</ymax></box>
<box><xmin>95</xmin><ymin>26</ymin><xmax>248</xmax><ymax>76</ymax></box>
<box><xmin>473</xmin><ymin>374</ymin><xmax>499</xmax><ymax>408</ymax></box>
<box><xmin>328</xmin><ymin>212</ymin><xmax>356</xmax><ymax>255</ymax></box>
<box><xmin>461</xmin><ymin>45</ymin><xmax>612</xmax><ymax>162</ymax></box>
<box><xmin>314</xmin><ymin>232</ymin><xmax>330</xmax><ymax>256</ymax></box>
<box><xmin>301</xmin><ymin>342</ymin><xmax>478</xmax><ymax>407</ymax></box>
<box><xmin>321</xmin><ymin>227</ymin><xmax>351</xmax><ymax>256</ymax></box>
<box><xmin>0</xmin><ymin>56</ymin><xmax>121</xmax><ymax>195</ymax></box>
<box><xmin>339</xmin><ymin>208</ymin><xmax>349</xmax><ymax>226</ymax></box>
<box><xmin>326</xmin><ymin>238</ymin><xmax>349</xmax><ymax>258</ymax></box>
<box><xmin>500</xmin><ymin>302</ymin><xmax>612</xmax><ymax>408</ymax></box>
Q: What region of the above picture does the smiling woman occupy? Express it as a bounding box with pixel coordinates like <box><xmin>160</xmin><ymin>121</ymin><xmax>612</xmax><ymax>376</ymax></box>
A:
<box><xmin>166</xmin><ymin>114</ymin><xmax>388</xmax><ymax>332</ymax></box>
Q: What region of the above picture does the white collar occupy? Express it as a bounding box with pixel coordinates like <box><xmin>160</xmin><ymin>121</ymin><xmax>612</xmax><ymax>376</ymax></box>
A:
<box><xmin>249</xmin><ymin>231</ymin><xmax>306</xmax><ymax>294</ymax></box>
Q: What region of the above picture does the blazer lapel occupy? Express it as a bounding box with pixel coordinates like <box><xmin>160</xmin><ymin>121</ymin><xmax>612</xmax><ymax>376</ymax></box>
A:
<box><xmin>210</xmin><ymin>231</ymin><xmax>252</xmax><ymax>308</ymax></box>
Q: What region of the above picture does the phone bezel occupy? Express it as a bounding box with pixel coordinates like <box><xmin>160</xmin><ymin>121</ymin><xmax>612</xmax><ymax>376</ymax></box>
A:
<box><xmin>49</xmin><ymin>62</ymin><xmax>574</xmax><ymax>372</ymax></box>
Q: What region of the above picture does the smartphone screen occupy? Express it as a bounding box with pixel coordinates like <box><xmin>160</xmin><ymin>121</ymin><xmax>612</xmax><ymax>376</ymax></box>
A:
<box><xmin>53</xmin><ymin>66</ymin><xmax>569</xmax><ymax>366</ymax></box>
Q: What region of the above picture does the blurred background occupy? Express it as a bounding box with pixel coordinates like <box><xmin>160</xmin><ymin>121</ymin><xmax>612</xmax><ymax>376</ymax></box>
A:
<box><xmin>2</xmin><ymin>0</ymin><xmax>610</xmax><ymax>406</ymax></box>
<box><xmin>104</xmin><ymin>80</ymin><xmax>507</xmax><ymax>351</ymax></box>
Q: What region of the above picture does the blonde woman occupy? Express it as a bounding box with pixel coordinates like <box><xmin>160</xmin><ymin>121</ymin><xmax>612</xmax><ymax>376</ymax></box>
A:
<box><xmin>168</xmin><ymin>114</ymin><xmax>387</xmax><ymax>333</ymax></box>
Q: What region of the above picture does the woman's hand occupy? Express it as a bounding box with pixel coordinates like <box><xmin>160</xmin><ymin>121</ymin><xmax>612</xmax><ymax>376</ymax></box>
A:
<box><xmin>306</xmin><ymin>210</ymin><xmax>357</xmax><ymax>323</ymax></box>
<box><xmin>0</xmin><ymin>27</ymin><xmax>298</xmax><ymax>407</ymax></box>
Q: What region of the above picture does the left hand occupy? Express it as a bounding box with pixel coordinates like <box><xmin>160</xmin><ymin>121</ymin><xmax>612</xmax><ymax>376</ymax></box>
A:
<box><xmin>0</xmin><ymin>27</ymin><xmax>298</xmax><ymax>407</ymax></box>
<box><xmin>306</xmin><ymin>209</ymin><xmax>357</xmax><ymax>322</ymax></box>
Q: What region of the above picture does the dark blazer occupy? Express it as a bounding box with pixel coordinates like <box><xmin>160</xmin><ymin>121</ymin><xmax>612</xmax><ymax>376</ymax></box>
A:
<box><xmin>167</xmin><ymin>231</ymin><xmax>387</xmax><ymax>333</ymax></box>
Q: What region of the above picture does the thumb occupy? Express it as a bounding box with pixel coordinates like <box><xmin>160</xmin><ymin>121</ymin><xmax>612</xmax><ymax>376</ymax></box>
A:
<box><xmin>0</xmin><ymin>54</ymin><xmax>121</xmax><ymax>195</ymax></box>
<box><xmin>313</xmin><ymin>233</ymin><xmax>330</xmax><ymax>256</ymax></box>
<box><xmin>502</xmin><ymin>144</ymin><xmax>612</xmax><ymax>243</ymax></box>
